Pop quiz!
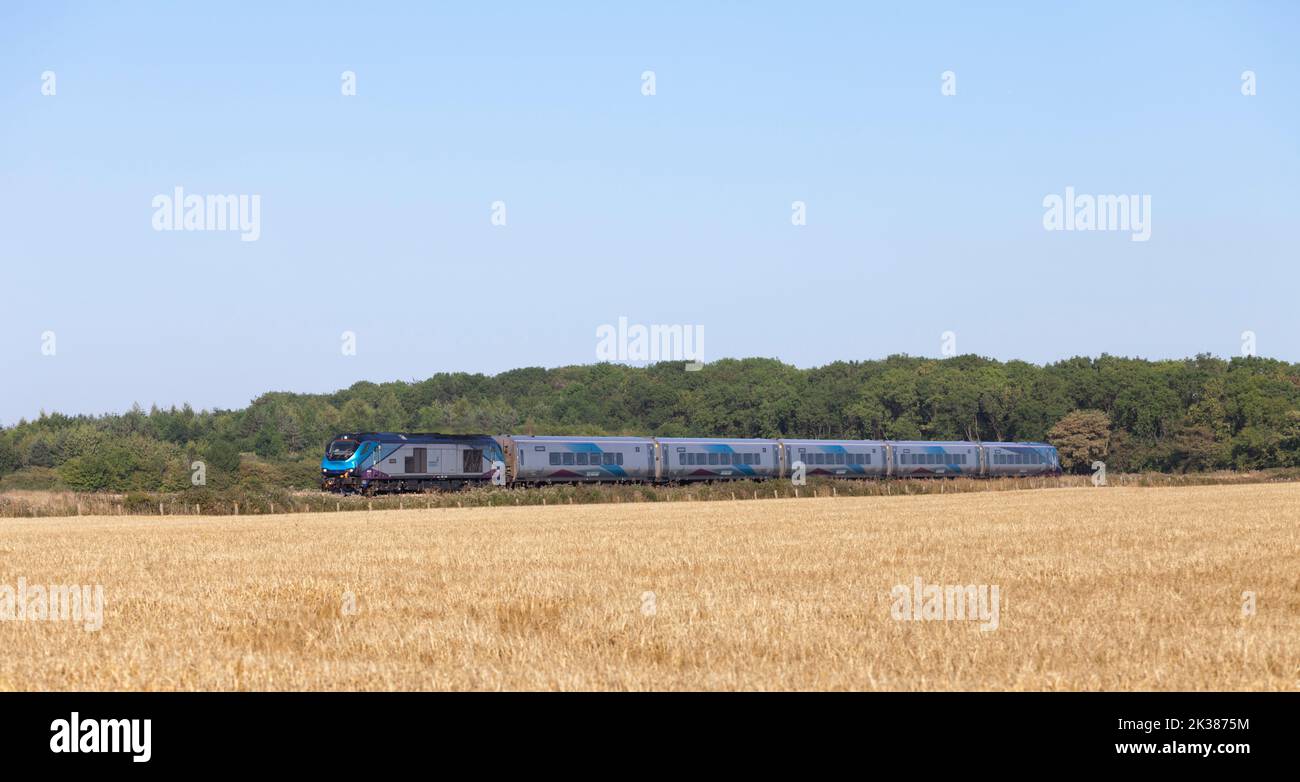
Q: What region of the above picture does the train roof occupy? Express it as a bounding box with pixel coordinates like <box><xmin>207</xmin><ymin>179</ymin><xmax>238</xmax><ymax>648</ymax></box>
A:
<box><xmin>508</xmin><ymin>435</ymin><xmax>654</xmax><ymax>442</ymax></box>
<box><xmin>329</xmin><ymin>432</ymin><xmax>498</xmax><ymax>445</ymax></box>
<box><xmin>654</xmin><ymin>437</ymin><xmax>779</xmax><ymax>443</ymax></box>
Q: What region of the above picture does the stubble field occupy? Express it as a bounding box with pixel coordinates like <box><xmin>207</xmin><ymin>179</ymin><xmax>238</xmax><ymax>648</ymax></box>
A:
<box><xmin>0</xmin><ymin>483</ymin><xmax>1296</xmax><ymax>690</ymax></box>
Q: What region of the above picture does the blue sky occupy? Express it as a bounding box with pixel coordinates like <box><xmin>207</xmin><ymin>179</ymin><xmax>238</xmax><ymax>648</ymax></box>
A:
<box><xmin>1</xmin><ymin>1</ymin><xmax>1297</xmax><ymax>423</ymax></box>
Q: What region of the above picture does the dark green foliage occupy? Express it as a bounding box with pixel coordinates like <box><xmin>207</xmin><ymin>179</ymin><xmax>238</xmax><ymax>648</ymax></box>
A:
<box><xmin>5</xmin><ymin>353</ymin><xmax>1300</xmax><ymax>491</ymax></box>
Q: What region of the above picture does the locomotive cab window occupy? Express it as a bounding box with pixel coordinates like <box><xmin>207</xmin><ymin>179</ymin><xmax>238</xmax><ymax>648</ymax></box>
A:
<box><xmin>326</xmin><ymin>440</ymin><xmax>358</xmax><ymax>460</ymax></box>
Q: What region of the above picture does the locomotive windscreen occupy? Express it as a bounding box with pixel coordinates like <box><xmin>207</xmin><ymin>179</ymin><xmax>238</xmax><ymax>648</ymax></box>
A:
<box><xmin>326</xmin><ymin>439</ymin><xmax>359</xmax><ymax>460</ymax></box>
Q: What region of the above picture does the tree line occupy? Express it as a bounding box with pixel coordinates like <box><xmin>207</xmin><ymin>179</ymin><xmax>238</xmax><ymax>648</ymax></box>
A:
<box><xmin>3</xmin><ymin>353</ymin><xmax>1299</xmax><ymax>493</ymax></box>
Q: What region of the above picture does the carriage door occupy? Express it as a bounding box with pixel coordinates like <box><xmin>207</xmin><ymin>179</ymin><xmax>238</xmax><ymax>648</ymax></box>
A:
<box><xmin>428</xmin><ymin>448</ymin><xmax>449</xmax><ymax>474</ymax></box>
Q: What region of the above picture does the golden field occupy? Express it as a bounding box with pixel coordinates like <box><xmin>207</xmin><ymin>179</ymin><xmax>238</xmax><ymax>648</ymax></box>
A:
<box><xmin>0</xmin><ymin>483</ymin><xmax>1296</xmax><ymax>691</ymax></box>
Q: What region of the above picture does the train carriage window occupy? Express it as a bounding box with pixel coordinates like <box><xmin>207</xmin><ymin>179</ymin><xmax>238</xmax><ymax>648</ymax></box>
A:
<box><xmin>708</xmin><ymin>453</ymin><xmax>719</xmax><ymax>465</ymax></box>
<box><xmin>604</xmin><ymin>453</ymin><xmax>616</xmax><ymax>465</ymax></box>
<box><xmin>749</xmin><ymin>453</ymin><xmax>758</xmax><ymax>465</ymax></box>
<box><xmin>835</xmin><ymin>453</ymin><xmax>845</xmax><ymax>465</ymax></box>
<box><xmin>720</xmin><ymin>453</ymin><xmax>731</xmax><ymax>465</ymax></box>
<box><xmin>575</xmin><ymin>452</ymin><xmax>588</xmax><ymax>465</ymax></box>
<box><xmin>616</xmin><ymin>453</ymin><xmax>624</xmax><ymax>465</ymax></box>
<box><xmin>550</xmin><ymin>452</ymin><xmax>560</xmax><ymax>466</ymax></box>
<box><xmin>683</xmin><ymin>453</ymin><xmax>693</xmax><ymax>465</ymax></box>
<box><xmin>562</xmin><ymin>452</ymin><xmax>575</xmax><ymax>466</ymax></box>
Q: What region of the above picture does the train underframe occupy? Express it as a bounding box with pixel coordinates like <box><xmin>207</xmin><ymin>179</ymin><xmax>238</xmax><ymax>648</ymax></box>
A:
<box><xmin>323</xmin><ymin>470</ymin><xmax>1058</xmax><ymax>495</ymax></box>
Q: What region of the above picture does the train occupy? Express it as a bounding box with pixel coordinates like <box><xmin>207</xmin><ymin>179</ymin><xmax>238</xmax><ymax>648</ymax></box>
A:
<box><xmin>320</xmin><ymin>432</ymin><xmax>1061</xmax><ymax>494</ymax></box>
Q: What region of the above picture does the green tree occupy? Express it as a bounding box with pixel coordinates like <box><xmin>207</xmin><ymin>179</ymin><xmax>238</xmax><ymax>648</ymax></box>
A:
<box><xmin>1047</xmin><ymin>410</ymin><xmax>1111</xmax><ymax>473</ymax></box>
